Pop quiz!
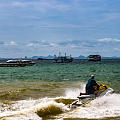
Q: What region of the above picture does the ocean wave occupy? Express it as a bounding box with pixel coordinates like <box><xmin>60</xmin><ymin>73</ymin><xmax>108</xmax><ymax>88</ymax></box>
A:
<box><xmin>59</xmin><ymin>93</ymin><xmax>120</xmax><ymax>119</ymax></box>
<box><xmin>0</xmin><ymin>85</ymin><xmax>120</xmax><ymax>120</ymax></box>
<box><xmin>0</xmin><ymin>97</ymin><xmax>69</xmax><ymax>120</ymax></box>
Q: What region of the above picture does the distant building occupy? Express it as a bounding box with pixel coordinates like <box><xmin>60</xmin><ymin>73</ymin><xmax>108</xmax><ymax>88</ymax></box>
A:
<box><xmin>88</xmin><ymin>55</ymin><xmax>101</xmax><ymax>61</ymax></box>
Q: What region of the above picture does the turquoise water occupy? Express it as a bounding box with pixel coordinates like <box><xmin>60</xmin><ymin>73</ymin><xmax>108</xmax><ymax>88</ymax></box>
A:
<box><xmin>0</xmin><ymin>59</ymin><xmax>120</xmax><ymax>119</ymax></box>
<box><xmin>0</xmin><ymin>60</ymin><xmax>120</xmax><ymax>90</ymax></box>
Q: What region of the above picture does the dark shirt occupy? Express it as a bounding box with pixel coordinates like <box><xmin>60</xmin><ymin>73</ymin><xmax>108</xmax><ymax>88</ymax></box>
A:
<box><xmin>86</xmin><ymin>78</ymin><xmax>97</xmax><ymax>94</ymax></box>
<box><xmin>87</xmin><ymin>78</ymin><xmax>97</xmax><ymax>87</ymax></box>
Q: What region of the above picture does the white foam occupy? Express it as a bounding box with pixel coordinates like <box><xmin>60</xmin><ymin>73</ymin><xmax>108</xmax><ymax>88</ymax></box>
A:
<box><xmin>0</xmin><ymin>98</ymin><xmax>68</xmax><ymax>120</ymax></box>
<box><xmin>65</xmin><ymin>84</ymin><xmax>86</xmax><ymax>99</ymax></box>
<box><xmin>0</xmin><ymin>85</ymin><xmax>120</xmax><ymax>120</ymax></box>
<box><xmin>3</xmin><ymin>113</ymin><xmax>42</xmax><ymax>120</ymax></box>
<box><xmin>61</xmin><ymin>93</ymin><xmax>120</xmax><ymax>119</ymax></box>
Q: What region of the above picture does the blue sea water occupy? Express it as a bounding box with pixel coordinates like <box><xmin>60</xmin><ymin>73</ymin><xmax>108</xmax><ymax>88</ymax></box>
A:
<box><xmin>0</xmin><ymin>59</ymin><xmax>120</xmax><ymax>119</ymax></box>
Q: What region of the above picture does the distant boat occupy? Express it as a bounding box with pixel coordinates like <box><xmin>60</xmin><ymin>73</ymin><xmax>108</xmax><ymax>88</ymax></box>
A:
<box><xmin>0</xmin><ymin>60</ymin><xmax>36</xmax><ymax>67</ymax></box>
<box><xmin>54</xmin><ymin>53</ymin><xmax>73</xmax><ymax>63</ymax></box>
<box><xmin>88</xmin><ymin>55</ymin><xmax>101</xmax><ymax>61</ymax></box>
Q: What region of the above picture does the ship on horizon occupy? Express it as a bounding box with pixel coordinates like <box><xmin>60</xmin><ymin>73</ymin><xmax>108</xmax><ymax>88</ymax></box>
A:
<box><xmin>54</xmin><ymin>52</ymin><xmax>73</xmax><ymax>63</ymax></box>
<box><xmin>0</xmin><ymin>59</ymin><xmax>36</xmax><ymax>67</ymax></box>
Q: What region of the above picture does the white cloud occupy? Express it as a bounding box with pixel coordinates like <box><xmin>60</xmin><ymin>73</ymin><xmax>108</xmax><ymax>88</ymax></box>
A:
<box><xmin>106</xmin><ymin>13</ymin><xmax>120</xmax><ymax>20</ymax></box>
<box><xmin>4</xmin><ymin>41</ymin><xmax>17</xmax><ymax>46</ymax></box>
<box><xmin>11</xmin><ymin>1</ymin><xmax>70</xmax><ymax>12</ymax></box>
<box><xmin>114</xmin><ymin>48</ymin><xmax>120</xmax><ymax>51</ymax></box>
<box><xmin>27</xmin><ymin>41</ymin><xmax>57</xmax><ymax>47</ymax></box>
<box><xmin>98</xmin><ymin>38</ymin><xmax>120</xmax><ymax>42</ymax></box>
<box><xmin>49</xmin><ymin>43</ymin><xmax>57</xmax><ymax>47</ymax></box>
<box><xmin>12</xmin><ymin>2</ymin><xmax>29</xmax><ymax>7</ymax></box>
<box><xmin>27</xmin><ymin>43</ymin><xmax>40</xmax><ymax>47</ymax></box>
<box><xmin>70</xmin><ymin>45</ymin><xmax>79</xmax><ymax>48</ymax></box>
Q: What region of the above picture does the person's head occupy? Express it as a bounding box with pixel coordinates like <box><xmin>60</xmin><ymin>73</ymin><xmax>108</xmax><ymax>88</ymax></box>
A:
<box><xmin>90</xmin><ymin>74</ymin><xmax>94</xmax><ymax>79</ymax></box>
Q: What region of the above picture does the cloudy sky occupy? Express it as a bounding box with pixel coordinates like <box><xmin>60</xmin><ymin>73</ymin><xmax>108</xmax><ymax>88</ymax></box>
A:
<box><xmin>0</xmin><ymin>0</ymin><xmax>120</xmax><ymax>58</ymax></box>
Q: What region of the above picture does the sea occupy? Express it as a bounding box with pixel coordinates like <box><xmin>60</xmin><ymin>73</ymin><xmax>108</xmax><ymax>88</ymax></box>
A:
<box><xmin>0</xmin><ymin>59</ymin><xmax>120</xmax><ymax>120</ymax></box>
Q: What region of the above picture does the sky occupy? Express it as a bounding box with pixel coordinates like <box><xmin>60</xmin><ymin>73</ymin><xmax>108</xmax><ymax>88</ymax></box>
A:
<box><xmin>0</xmin><ymin>0</ymin><xmax>120</xmax><ymax>58</ymax></box>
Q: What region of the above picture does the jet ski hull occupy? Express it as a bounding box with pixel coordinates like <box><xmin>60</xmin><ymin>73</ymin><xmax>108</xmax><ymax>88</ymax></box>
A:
<box><xmin>70</xmin><ymin>84</ymin><xmax>114</xmax><ymax>109</ymax></box>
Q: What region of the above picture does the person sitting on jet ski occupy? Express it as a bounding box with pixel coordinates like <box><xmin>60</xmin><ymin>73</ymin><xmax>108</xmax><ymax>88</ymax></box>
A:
<box><xmin>85</xmin><ymin>75</ymin><xmax>99</xmax><ymax>95</ymax></box>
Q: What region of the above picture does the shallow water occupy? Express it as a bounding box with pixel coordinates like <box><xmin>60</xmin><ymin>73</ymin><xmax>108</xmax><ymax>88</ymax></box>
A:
<box><xmin>0</xmin><ymin>59</ymin><xmax>120</xmax><ymax>119</ymax></box>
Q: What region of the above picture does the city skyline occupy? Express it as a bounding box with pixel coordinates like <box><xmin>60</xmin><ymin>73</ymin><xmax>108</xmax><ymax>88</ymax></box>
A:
<box><xmin>0</xmin><ymin>0</ymin><xmax>120</xmax><ymax>58</ymax></box>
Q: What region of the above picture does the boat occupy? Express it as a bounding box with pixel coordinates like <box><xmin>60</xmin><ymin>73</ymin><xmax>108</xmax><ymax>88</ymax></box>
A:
<box><xmin>70</xmin><ymin>84</ymin><xmax>114</xmax><ymax>109</ymax></box>
<box><xmin>88</xmin><ymin>55</ymin><xmax>101</xmax><ymax>61</ymax></box>
<box><xmin>19</xmin><ymin>60</ymin><xmax>36</xmax><ymax>66</ymax></box>
<box><xmin>0</xmin><ymin>60</ymin><xmax>36</xmax><ymax>67</ymax></box>
<box><xmin>54</xmin><ymin>53</ymin><xmax>73</xmax><ymax>63</ymax></box>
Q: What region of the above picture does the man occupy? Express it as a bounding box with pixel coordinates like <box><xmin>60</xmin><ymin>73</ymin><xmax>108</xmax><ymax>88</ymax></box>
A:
<box><xmin>86</xmin><ymin>75</ymin><xmax>99</xmax><ymax>95</ymax></box>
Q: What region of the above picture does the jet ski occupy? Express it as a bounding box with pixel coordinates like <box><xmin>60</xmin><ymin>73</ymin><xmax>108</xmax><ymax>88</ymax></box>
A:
<box><xmin>70</xmin><ymin>84</ymin><xmax>114</xmax><ymax>109</ymax></box>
